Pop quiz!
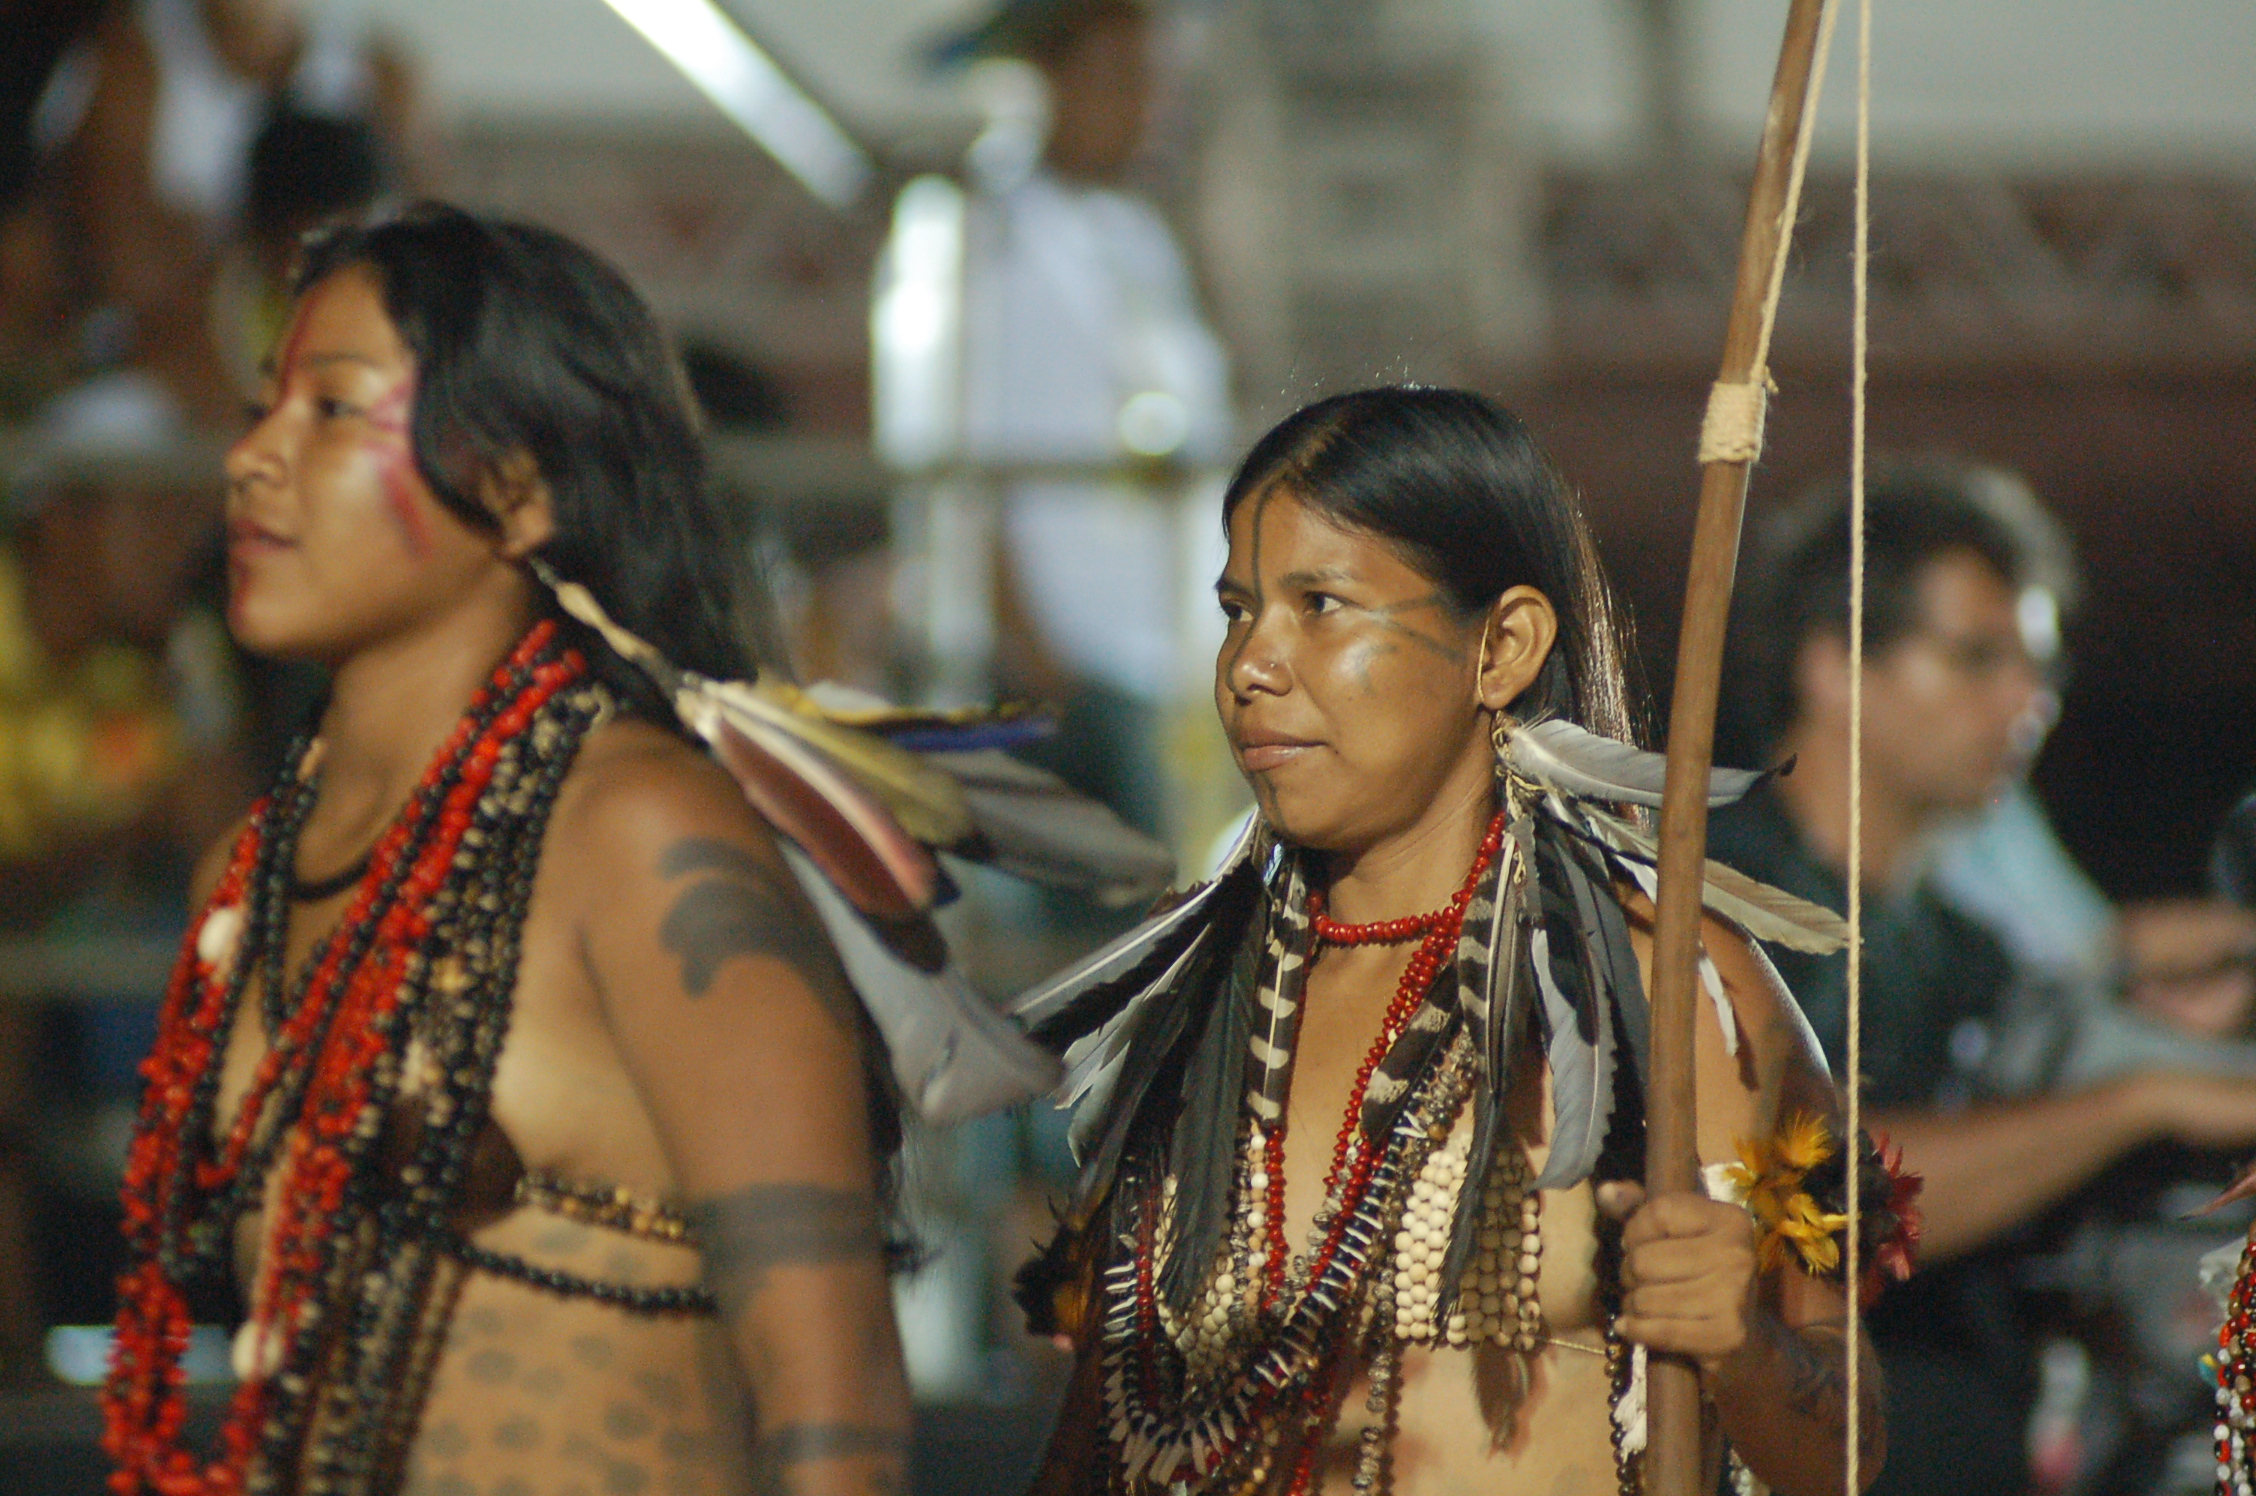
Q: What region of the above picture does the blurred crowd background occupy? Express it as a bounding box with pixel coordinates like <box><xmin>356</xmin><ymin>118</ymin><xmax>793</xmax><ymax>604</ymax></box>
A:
<box><xmin>2</xmin><ymin>1</ymin><xmax>2255</xmax><ymax>1493</ymax></box>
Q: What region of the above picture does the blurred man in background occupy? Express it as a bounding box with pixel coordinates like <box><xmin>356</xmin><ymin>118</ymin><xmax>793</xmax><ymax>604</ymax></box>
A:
<box><xmin>1713</xmin><ymin>461</ymin><xmax>2256</xmax><ymax>1496</ymax></box>
<box><xmin>870</xmin><ymin>0</ymin><xmax>1230</xmax><ymax>1410</ymax></box>
<box><xmin>886</xmin><ymin>0</ymin><xmax>1233</xmax><ymax>836</ymax></box>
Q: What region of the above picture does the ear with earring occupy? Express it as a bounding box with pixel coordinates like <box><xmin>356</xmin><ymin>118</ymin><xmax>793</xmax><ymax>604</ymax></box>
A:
<box><xmin>1477</xmin><ymin>628</ymin><xmax>1520</xmax><ymax>782</ymax></box>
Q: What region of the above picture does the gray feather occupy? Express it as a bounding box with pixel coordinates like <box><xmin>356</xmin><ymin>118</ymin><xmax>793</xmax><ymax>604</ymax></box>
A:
<box><xmin>1529</xmin><ymin>827</ymin><xmax>1616</xmax><ymax>1192</ymax></box>
<box><xmin>1062</xmin><ymin>924</ymin><xmax>1214</xmax><ymax>1113</ymax></box>
<box><xmin>1578</xmin><ymin>842</ymin><xmax>1651</xmax><ymax>1087</ymax></box>
<box><xmin>928</xmin><ymin>749</ymin><xmax>1174</xmax><ymax>905</ymax></box>
<box><xmin>1693</xmin><ymin>856</ymin><xmax>1849</xmax><ymax>954</ymax></box>
<box><xmin>1011</xmin><ymin>816</ymin><xmax>1260</xmax><ymax>1036</ymax></box>
<box><xmin>1508</xmin><ymin>718</ymin><xmax>1760</xmax><ymax>809</ymax></box>
<box><xmin>1159</xmin><ymin>937</ymin><xmax>1256</xmax><ymax>1316</ymax></box>
<box><xmin>1564</xmin><ymin>802</ymin><xmax>1846</xmax><ymax>954</ymax></box>
<box><xmin>1069</xmin><ymin>867</ymin><xmax>1264</xmax><ymax>1214</ymax></box>
<box><xmin>781</xmin><ymin>844</ymin><xmax>1060</xmax><ymax>1124</ymax></box>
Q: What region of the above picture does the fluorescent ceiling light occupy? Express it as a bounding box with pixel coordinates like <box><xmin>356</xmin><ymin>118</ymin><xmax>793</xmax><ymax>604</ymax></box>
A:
<box><xmin>600</xmin><ymin>0</ymin><xmax>873</xmax><ymax>209</ymax></box>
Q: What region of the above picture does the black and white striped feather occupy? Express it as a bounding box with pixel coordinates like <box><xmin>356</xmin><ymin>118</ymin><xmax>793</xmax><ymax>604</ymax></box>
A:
<box><xmin>1245</xmin><ymin>853</ymin><xmax>1313</xmax><ymax>1131</ymax></box>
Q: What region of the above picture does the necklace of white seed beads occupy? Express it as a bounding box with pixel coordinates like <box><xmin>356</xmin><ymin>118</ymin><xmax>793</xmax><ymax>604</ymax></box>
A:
<box><xmin>1391</xmin><ymin>1117</ymin><xmax>1544</xmax><ymax>1350</ymax></box>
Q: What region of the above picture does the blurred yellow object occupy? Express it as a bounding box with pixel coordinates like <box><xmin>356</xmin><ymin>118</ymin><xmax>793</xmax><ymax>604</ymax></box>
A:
<box><xmin>0</xmin><ymin>553</ymin><xmax>181</xmax><ymax>861</ymax></box>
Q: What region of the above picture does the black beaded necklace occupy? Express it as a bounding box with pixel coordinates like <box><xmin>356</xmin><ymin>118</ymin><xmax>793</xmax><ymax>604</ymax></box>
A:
<box><xmin>287</xmin><ymin>851</ymin><xmax>373</xmax><ymax>903</ymax></box>
<box><xmin>267</xmin><ymin>656</ymin><xmax>602</xmax><ymax>1495</ymax></box>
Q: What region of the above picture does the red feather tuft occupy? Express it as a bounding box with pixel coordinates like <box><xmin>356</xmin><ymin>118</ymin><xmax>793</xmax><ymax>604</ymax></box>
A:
<box><xmin>705</xmin><ymin>719</ymin><xmax>938</xmax><ymax>921</ymax></box>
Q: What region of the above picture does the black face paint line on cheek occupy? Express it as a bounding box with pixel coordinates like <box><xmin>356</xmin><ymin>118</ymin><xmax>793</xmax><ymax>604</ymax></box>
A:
<box><xmin>1365</xmin><ymin>613</ymin><xmax>1469</xmax><ymax>666</ymax></box>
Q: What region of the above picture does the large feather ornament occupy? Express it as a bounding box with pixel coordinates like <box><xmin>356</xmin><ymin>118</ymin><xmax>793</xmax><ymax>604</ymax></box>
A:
<box><xmin>698</xmin><ymin>704</ymin><xmax>939</xmax><ymax>921</ymax></box>
<box><xmin>1571</xmin><ymin>834</ymin><xmax>1652</xmax><ymax>1083</ymax></box>
<box><xmin>1566</xmin><ymin>801</ymin><xmax>1846</xmax><ymax>955</ymax></box>
<box><xmin>1159</xmin><ymin>934</ymin><xmax>1257</xmax><ymax>1315</ymax></box>
<box><xmin>926</xmin><ymin>748</ymin><xmax>1174</xmax><ymax>904</ymax></box>
<box><xmin>1061</xmin><ymin>925</ymin><xmax>1214</xmax><ymax>1114</ymax></box>
<box><xmin>1067</xmin><ymin>884</ymin><xmax>1252</xmax><ymax>1215</ymax></box>
<box><xmin>1012</xmin><ymin>815</ymin><xmax>1261</xmax><ymax>1041</ymax></box>
<box><xmin>542</xmin><ymin>567</ymin><xmax>971</xmax><ymax>845</ymax></box>
<box><xmin>1529</xmin><ymin>828</ymin><xmax>1616</xmax><ymax>1192</ymax></box>
<box><xmin>527</xmin><ymin>560</ymin><xmax>1157</xmax><ymax>1124</ymax></box>
<box><xmin>780</xmin><ymin>845</ymin><xmax>1059</xmax><ymax>1123</ymax></box>
<box><xmin>1507</xmin><ymin>718</ymin><xmax>1762</xmax><ymax>809</ymax></box>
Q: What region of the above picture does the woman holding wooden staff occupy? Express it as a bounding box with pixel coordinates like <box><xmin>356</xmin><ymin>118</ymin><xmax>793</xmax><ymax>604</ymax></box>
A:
<box><xmin>1013</xmin><ymin>386</ymin><xmax>1907</xmax><ymax>1495</ymax></box>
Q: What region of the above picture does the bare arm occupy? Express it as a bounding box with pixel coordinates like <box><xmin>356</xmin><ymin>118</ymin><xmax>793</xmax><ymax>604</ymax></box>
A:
<box><xmin>1702</xmin><ymin>1244</ymin><xmax>1885</xmax><ymax>1494</ymax></box>
<box><xmin>1877</xmin><ymin>1069</ymin><xmax>2256</xmax><ymax>1263</ymax></box>
<box><xmin>1616</xmin><ymin>908</ymin><xmax>1884</xmax><ymax>1495</ymax></box>
<box><xmin>574</xmin><ymin>751</ymin><xmax>909</xmax><ymax>1496</ymax></box>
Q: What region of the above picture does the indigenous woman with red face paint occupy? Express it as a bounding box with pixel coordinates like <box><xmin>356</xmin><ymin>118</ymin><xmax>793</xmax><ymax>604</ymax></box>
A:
<box><xmin>1013</xmin><ymin>388</ymin><xmax>1916</xmax><ymax>1495</ymax></box>
<box><xmin>104</xmin><ymin>206</ymin><xmax>910</xmax><ymax>1496</ymax></box>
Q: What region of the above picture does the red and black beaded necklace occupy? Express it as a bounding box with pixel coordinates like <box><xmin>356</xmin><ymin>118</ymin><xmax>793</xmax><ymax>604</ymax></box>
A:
<box><xmin>1095</xmin><ymin>813</ymin><xmax>1508</xmax><ymax>1494</ymax></box>
<box><xmin>105</xmin><ymin>620</ymin><xmax>603</xmax><ymax>1496</ymax></box>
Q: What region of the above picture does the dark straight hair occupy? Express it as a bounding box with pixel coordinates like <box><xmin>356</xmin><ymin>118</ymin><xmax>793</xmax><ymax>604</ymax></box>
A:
<box><xmin>1220</xmin><ymin>386</ymin><xmax>1642</xmax><ymax>744</ymax></box>
<box><xmin>291</xmin><ymin>201</ymin><xmax>769</xmax><ymax>720</ymax></box>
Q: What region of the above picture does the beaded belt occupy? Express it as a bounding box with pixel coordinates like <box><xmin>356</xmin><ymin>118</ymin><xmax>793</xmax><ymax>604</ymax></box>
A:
<box><xmin>437</xmin><ymin>1168</ymin><xmax>715</xmax><ymax>1317</ymax></box>
<box><xmin>514</xmin><ymin>1168</ymin><xmax>697</xmax><ymax>1245</ymax></box>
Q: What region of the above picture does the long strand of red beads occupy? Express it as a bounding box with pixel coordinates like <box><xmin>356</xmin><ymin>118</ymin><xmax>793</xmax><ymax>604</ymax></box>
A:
<box><xmin>1246</xmin><ymin>813</ymin><xmax>1505</xmax><ymax>1496</ymax></box>
<box><xmin>1257</xmin><ymin>812</ymin><xmax>1506</xmax><ymax>1314</ymax></box>
<box><xmin>104</xmin><ymin>623</ymin><xmax>583</xmax><ymax>1496</ymax></box>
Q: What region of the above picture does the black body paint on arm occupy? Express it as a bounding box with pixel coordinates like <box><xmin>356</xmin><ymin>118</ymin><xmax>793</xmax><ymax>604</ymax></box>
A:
<box><xmin>655</xmin><ymin>837</ymin><xmax>855</xmax><ymax>1031</ymax></box>
<box><xmin>1771</xmin><ymin>1320</ymin><xmax>1883</xmax><ymax>1463</ymax></box>
<box><xmin>682</xmin><ymin>1182</ymin><xmax>884</xmax><ymax>1317</ymax></box>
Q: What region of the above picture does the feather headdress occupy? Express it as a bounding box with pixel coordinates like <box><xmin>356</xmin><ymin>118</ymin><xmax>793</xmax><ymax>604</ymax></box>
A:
<box><xmin>531</xmin><ymin>559</ymin><xmax>1173</xmax><ymax>1123</ymax></box>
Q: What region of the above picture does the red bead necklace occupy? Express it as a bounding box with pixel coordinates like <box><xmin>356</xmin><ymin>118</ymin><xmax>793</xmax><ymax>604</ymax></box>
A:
<box><xmin>1240</xmin><ymin>812</ymin><xmax>1508</xmax><ymax>1494</ymax></box>
<box><xmin>2216</xmin><ymin>1225</ymin><xmax>2256</xmax><ymax>1491</ymax></box>
<box><xmin>1111</xmin><ymin>814</ymin><xmax>1508</xmax><ymax>1492</ymax></box>
<box><xmin>105</xmin><ymin>623</ymin><xmax>583</xmax><ymax>1496</ymax></box>
<box><xmin>1257</xmin><ymin>811</ymin><xmax>1506</xmax><ymax>1312</ymax></box>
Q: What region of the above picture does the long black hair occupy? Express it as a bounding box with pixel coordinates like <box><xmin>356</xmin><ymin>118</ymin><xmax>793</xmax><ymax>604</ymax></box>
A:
<box><xmin>291</xmin><ymin>201</ymin><xmax>774</xmax><ymax>718</ymax></box>
<box><xmin>289</xmin><ymin>207</ymin><xmax>906</xmax><ymax>1177</ymax></box>
<box><xmin>1220</xmin><ymin>386</ymin><xmax>1642</xmax><ymax>743</ymax></box>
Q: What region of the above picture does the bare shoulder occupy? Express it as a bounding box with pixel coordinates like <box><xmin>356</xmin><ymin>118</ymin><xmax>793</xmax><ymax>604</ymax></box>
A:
<box><xmin>1700</xmin><ymin>914</ymin><xmax>1841</xmax><ymax>1127</ymax></box>
<box><xmin>1617</xmin><ymin>887</ymin><xmax>1838</xmax><ymax>1130</ymax></box>
<box><xmin>547</xmin><ymin>715</ymin><xmax>789</xmax><ymax>889</ymax></box>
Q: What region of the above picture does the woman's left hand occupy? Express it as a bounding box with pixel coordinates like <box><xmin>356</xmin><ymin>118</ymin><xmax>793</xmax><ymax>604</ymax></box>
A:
<box><xmin>1595</xmin><ymin>1180</ymin><xmax>1758</xmax><ymax>1371</ymax></box>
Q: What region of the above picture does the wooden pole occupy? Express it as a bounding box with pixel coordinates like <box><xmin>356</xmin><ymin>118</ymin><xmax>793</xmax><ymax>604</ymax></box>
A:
<box><xmin>1642</xmin><ymin>2</ymin><xmax>1833</xmax><ymax>1493</ymax></box>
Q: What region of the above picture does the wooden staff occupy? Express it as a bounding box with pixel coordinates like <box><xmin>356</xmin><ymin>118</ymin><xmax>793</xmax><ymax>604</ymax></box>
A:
<box><xmin>1642</xmin><ymin>1</ymin><xmax>1835</xmax><ymax>1492</ymax></box>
